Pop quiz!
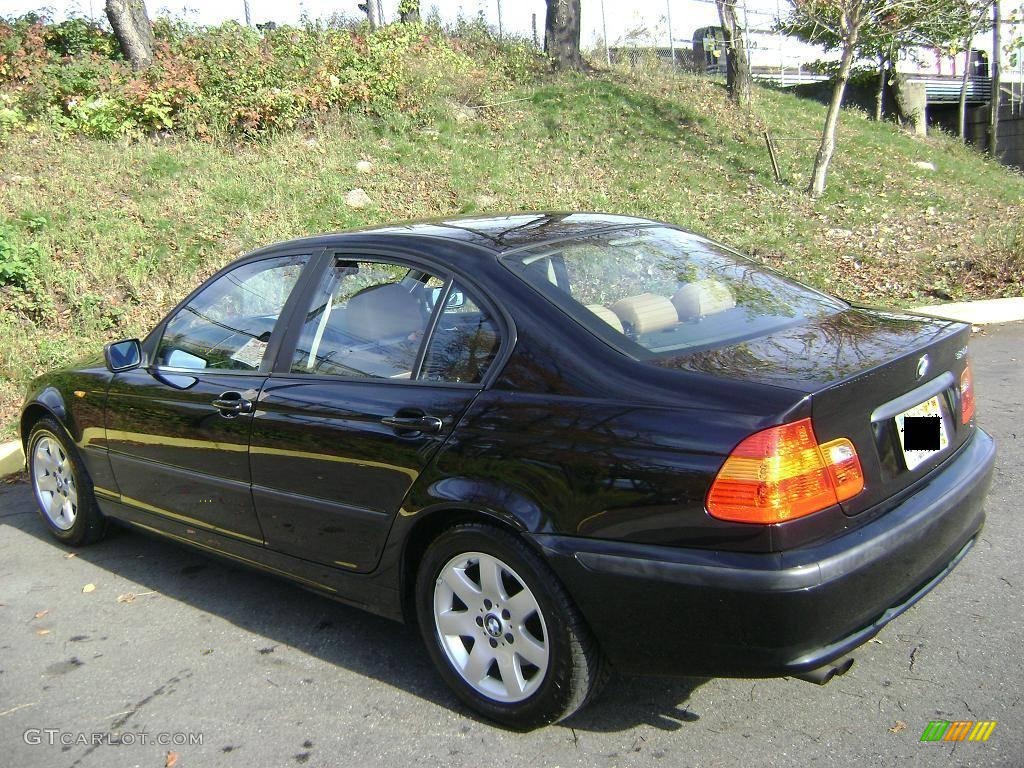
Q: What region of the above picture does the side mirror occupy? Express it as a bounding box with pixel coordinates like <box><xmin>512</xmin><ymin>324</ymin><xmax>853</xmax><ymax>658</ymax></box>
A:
<box><xmin>104</xmin><ymin>339</ymin><xmax>143</xmax><ymax>373</ymax></box>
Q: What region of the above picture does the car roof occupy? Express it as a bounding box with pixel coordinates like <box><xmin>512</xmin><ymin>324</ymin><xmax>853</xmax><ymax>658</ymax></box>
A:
<box><xmin>248</xmin><ymin>212</ymin><xmax>659</xmax><ymax>257</ymax></box>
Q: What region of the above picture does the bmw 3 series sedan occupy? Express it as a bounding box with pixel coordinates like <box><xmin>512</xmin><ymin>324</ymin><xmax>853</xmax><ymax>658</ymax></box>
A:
<box><xmin>21</xmin><ymin>213</ymin><xmax>995</xmax><ymax>729</ymax></box>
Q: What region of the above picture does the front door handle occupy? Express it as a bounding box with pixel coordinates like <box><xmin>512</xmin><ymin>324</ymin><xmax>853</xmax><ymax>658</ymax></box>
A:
<box><xmin>381</xmin><ymin>414</ymin><xmax>443</xmax><ymax>434</ymax></box>
<box><xmin>212</xmin><ymin>391</ymin><xmax>253</xmax><ymax>417</ymax></box>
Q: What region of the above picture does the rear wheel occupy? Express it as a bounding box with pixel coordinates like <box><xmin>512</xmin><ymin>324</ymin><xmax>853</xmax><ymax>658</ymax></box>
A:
<box><xmin>416</xmin><ymin>523</ymin><xmax>607</xmax><ymax>729</ymax></box>
<box><xmin>28</xmin><ymin>418</ymin><xmax>106</xmax><ymax>546</ymax></box>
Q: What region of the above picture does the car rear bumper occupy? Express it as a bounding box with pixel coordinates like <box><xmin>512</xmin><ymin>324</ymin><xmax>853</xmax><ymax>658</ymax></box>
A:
<box><xmin>533</xmin><ymin>427</ymin><xmax>995</xmax><ymax>677</ymax></box>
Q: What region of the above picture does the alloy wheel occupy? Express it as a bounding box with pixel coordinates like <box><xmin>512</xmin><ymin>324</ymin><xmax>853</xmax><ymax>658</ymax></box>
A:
<box><xmin>432</xmin><ymin>551</ymin><xmax>550</xmax><ymax>703</ymax></box>
<box><xmin>32</xmin><ymin>434</ymin><xmax>78</xmax><ymax>531</ymax></box>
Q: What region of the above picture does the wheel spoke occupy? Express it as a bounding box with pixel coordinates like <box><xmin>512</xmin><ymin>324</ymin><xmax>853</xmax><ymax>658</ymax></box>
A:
<box><xmin>38</xmin><ymin>447</ymin><xmax>57</xmax><ymax>473</ymax></box>
<box><xmin>35</xmin><ymin>473</ymin><xmax>57</xmax><ymax>492</ymax></box>
<box><xmin>479</xmin><ymin>555</ymin><xmax>507</xmax><ymax>602</ymax></box>
<box><xmin>463</xmin><ymin>641</ymin><xmax>493</xmax><ymax>684</ymax></box>
<box><xmin>497</xmin><ymin>652</ymin><xmax>525</xmax><ymax>698</ymax></box>
<box><xmin>443</xmin><ymin>567</ymin><xmax>481</xmax><ymax>606</ymax></box>
<box><xmin>47</xmin><ymin>492</ymin><xmax>63</xmax><ymax>520</ymax></box>
<box><xmin>514</xmin><ymin>626</ymin><xmax>548</xmax><ymax>668</ymax></box>
<box><xmin>436</xmin><ymin>609</ymin><xmax>474</xmax><ymax>638</ymax></box>
<box><xmin>505</xmin><ymin>588</ymin><xmax>537</xmax><ymax>618</ymax></box>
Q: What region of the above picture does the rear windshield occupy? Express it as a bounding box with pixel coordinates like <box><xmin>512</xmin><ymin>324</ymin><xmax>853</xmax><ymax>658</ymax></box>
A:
<box><xmin>501</xmin><ymin>226</ymin><xmax>845</xmax><ymax>358</ymax></box>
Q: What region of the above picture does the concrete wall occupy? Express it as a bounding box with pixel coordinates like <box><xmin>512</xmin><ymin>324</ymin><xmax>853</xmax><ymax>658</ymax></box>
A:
<box><xmin>965</xmin><ymin>103</ymin><xmax>1024</xmax><ymax>171</ymax></box>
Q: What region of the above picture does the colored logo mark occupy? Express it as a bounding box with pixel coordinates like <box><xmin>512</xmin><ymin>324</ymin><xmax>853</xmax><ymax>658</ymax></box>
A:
<box><xmin>920</xmin><ymin>721</ymin><xmax>997</xmax><ymax>742</ymax></box>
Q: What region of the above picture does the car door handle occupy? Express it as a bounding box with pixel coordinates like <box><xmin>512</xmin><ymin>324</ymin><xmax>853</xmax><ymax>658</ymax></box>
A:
<box><xmin>381</xmin><ymin>414</ymin><xmax>443</xmax><ymax>434</ymax></box>
<box><xmin>212</xmin><ymin>392</ymin><xmax>253</xmax><ymax>416</ymax></box>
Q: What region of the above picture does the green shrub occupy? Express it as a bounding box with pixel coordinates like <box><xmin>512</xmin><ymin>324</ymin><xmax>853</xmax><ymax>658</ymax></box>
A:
<box><xmin>0</xmin><ymin>15</ymin><xmax>540</xmax><ymax>140</ymax></box>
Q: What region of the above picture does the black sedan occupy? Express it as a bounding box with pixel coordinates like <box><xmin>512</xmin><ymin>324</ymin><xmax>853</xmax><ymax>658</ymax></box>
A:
<box><xmin>20</xmin><ymin>213</ymin><xmax>995</xmax><ymax>729</ymax></box>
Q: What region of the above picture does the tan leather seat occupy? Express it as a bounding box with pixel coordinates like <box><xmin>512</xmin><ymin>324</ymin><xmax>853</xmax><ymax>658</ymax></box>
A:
<box><xmin>672</xmin><ymin>279</ymin><xmax>736</xmax><ymax>321</ymax></box>
<box><xmin>586</xmin><ymin>304</ymin><xmax>624</xmax><ymax>333</ymax></box>
<box><xmin>611</xmin><ymin>293</ymin><xmax>678</xmax><ymax>334</ymax></box>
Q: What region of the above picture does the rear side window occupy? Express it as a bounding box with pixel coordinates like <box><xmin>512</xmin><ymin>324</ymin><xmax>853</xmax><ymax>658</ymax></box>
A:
<box><xmin>287</xmin><ymin>259</ymin><xmax>502</xmax><ymax>384</ymax></box>
<box><xmin>421</xmin><ymin>282</ymin><xmax>501</xmax><ymax>384</ymax></box>
<box><xmin>502</xmin><ymin>226</ymin><xmax>844</xmax><ymax>358</ymax></box>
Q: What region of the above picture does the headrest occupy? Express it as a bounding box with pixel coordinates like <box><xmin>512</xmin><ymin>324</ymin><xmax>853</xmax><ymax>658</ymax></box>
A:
<box><xmin>586</xmin><ymin>304</ymin><xmax>624</xmax><ymax>334</ymax></box>
<box><xmin>672</xmin><ymin>279</ymin><xmax>736</xmax><ymax>321</ymax></box>
<box><xmin>611</xmin><ymin>293</ymin><xmax>678</xmax><ymax>334</ymax></box>
<box><xmin>345</xmin><ymin>283</ymin><xmax>425</xmax><ymax>340</ymax></box>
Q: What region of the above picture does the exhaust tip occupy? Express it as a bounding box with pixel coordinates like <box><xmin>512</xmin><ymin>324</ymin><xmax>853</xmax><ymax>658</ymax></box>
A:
<box><xmin>793</xmin><ymin>657</ymin><xmax>855</xmax><ymax>685</ymax></box>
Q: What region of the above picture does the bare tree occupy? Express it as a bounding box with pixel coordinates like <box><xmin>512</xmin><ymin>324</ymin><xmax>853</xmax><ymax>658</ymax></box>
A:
<box><xmin>715</xmin><ymin>0</ymin><xmax>752</xmax><ymax>103</ymax></box>
<box><xmin>787</xmin><ymin>0</ymin><xmax>952</xmax><ymax>196</ymax></box>
<box><xmin>105</xmin><ymin>0</ymin><xmax>154</xmax><ymax>71</ymax></box>
<box><xmin>545</xmin><ymin>0</ymin><xmax>584</xmax><ymax>71</ymax></box>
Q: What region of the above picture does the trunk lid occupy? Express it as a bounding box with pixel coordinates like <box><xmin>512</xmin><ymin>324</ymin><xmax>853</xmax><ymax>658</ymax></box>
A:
<box><xmin>660</xmin><ymin>307</ymin><xmax>975</xmax><ymax>516</ymax></box>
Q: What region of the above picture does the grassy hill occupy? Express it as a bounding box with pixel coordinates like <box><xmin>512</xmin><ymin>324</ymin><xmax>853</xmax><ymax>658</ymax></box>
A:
<box><xmin>1</xmin><ymin>59</ymin><xmax>1023</xmax><ymax>436</ymax></box>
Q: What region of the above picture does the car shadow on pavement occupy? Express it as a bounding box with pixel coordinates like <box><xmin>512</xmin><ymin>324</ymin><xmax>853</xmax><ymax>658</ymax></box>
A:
<box><xmin>2</xmin><ymin>480</ymin><xmax>709</xmax><ymax>734</ymax></box>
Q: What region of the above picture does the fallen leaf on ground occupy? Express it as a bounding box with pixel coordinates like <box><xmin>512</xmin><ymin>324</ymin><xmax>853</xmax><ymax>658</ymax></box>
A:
<box><xmin>82</xmin><ymin>584</ymin><xmax>95</xmax><ymax>594</ymax></box>
<box><xmin>890</xmin><ymin>720</ymin><xmax>907</xmax><ymax>734</ymax></box>
<box><xmin>36</xmin><ymin>629</ymin><xmax>50</xmax><ymax>636</ymax></box>
<box><xmin>117</xmin><ymin>591</ymin><xmax>155</xmax><ymax>603</ymax></box>
<box><xmin>33</xmin><ymin>609</ymin><xmax>49</xmax><ymax>620</ymax></box>
<box><xmin>63</xmin><ymin>553</ymin><xmax>77</xmax><ymax>559</ymax></box>
<box><xmin>165</xmin><ymin>751</ymin><xmax>180</xmax><ymax>768</ymax></box>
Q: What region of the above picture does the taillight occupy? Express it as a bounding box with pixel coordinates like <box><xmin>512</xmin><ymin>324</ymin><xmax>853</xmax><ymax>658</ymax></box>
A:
<box><xmin>960</xmin><ymin>362</ymin><xmax>975</xmax><ymax>424</ymax></box>
<box><xmin>707</xmin><ymin>418</ymin><xmax>864</xmax><ymax>524</ymax></box>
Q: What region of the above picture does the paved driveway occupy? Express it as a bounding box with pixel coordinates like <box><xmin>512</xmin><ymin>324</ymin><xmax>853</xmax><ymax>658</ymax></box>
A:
<box><xmin>1</xmin><ymin>323</ymin><xmax>1021</xmax><ymax>768</ymax></box>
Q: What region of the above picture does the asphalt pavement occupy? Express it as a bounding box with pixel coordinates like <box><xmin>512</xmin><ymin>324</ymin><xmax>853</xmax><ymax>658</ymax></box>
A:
<box><xmin>1</xmin><ymin>323</ymin><xmax>1022</xmax><ymax>768</ymax></box>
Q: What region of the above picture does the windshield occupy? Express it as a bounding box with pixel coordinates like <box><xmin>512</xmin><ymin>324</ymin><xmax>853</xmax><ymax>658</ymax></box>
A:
<box><xmin>502</xmin><ymin>226</ymin><xmax>846</xmax><ymax>358</ymax></box>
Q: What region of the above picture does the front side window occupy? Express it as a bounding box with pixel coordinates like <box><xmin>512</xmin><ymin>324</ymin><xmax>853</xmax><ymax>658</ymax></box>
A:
<box><xmin>502</xmin><ymin>227</ymin><xmax>844</xmax><ymax>358</ymax></box>
<box><xmin>156</xmin><ymin>255</ymin><xmax>308</xmax><ymax>371</ymax></box>
<box><xmin>289</xmin><ymin>258</ymin><xmax>502</xmax><ymax>384</ymax></box>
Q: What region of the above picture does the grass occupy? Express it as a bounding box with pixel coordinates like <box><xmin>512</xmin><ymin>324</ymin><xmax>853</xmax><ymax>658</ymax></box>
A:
<box><xmin>1</xmin><ymin>67</ymin><xmax>1022</xmax><ymax>437</ymax></box>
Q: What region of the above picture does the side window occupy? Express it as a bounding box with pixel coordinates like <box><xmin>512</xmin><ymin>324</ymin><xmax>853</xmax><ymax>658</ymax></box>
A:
<box><xmin>156</xmin><ymin>255</ymin><xmax>308</xmax><ymax>371</ymax></box>
<box><xmin>421</xmin><ymin>282</ymin><xmax>502</xmax><ymax>384</ymax></box>
<box><xmin>290</xmin><ymin>260</ymin><xmax>440</xmax><ymax>379</ymax></box>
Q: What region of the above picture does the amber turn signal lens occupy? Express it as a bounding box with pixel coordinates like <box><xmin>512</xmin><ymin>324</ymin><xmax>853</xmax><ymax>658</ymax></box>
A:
<box><xmin>707</xmin><ymin>418</ymin><xmax>864</xmax><ymax>524</ymax></box>
<box><xmin>960</xmin><ymin>363</ymin><xmax>975</xmax><ymax>424</ymax></box>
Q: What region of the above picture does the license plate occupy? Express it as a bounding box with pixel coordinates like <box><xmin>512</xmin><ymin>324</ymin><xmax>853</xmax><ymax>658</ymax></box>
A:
<box><xmin>895</xmin><ymin>395</ymin><xmax>949</xmax><ymax>470</ymax></box>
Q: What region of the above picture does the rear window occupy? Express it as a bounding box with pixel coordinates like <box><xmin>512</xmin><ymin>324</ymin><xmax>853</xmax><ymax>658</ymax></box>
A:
<box><xmin>501</xmin><ymin>226</ymin><xmax>845</xmax><ymax>358</ymax></box>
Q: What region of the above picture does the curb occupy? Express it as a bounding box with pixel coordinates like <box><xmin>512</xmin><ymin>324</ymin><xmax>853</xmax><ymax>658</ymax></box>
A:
<box><xmin>910</xmin><ymin>297</ymin><xmax>1024</xmax><ymax>326</ymax></box>
<box><xmin>0</xmin><ymin>439</ymin><xmax>24</xmax><ymax>479</ymax></box>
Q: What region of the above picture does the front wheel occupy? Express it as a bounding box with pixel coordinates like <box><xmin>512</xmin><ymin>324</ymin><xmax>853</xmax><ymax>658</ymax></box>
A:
<box><xmin>416</xmin><ymin>523</ymin><xmax>607</xmax><ymax>729</ymax></box>
<box><xmin>28</xmin><ymin>417</ymin><xmax>106</xmax><ymax>547</ymax></box>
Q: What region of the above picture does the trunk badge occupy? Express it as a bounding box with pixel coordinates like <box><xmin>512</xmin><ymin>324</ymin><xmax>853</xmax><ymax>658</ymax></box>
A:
<box><xmin>916</xmin><ymin>354</ymin><xmax>930</xmax><ymax>379</ymax></box>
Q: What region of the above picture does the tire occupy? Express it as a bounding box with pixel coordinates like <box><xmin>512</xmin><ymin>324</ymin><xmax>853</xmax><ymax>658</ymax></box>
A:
<box><xmin>415</xmin><ymin>523</ymin><xmax>607</xmax><ymax>730</ymax></box>
<box><xmin>27</xmin><ymin>417</ymin><xmax>107</xmax><ymax>547</ymax></box>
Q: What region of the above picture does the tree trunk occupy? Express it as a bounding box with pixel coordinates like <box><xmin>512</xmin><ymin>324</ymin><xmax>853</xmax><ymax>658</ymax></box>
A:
<box><xmin>989</xmin><ymin>0</ymin><xmax>1001</xmax><ymax>158</ymax></box>
<box><xmin>715</xmin><ymin>0</ymin><xmax>751</xmax><ymax>104</ymax></box>
<box><xmin>361</xmin><ymin>0</ymin><xmax>380</xmax><ymax>29</ymax></box>
<box><xmin>105</xmin><ymin>0</ymin><xmax>154</xmax><ymax>71</ymax></box>
<box><xmin>874</xmin><ymin>54</ymin><xmax>887</xmax><ymax>121</ymax></box>
<box><xmin>958</xmin><ymin>35</ymin><xmax>972</xmax><ymax>142</ymax></box>
<box><xmin>808</xmin><ymin>34</ymin><xmax>858</xmax><ymax>198</ymax></box>
<box><xmin>544</xmin><ymin>0</ymin><xmax>583</xmax><ymax>71</ymax></box>
<box><xmin>399</xmin><ymin>1</ymin><xmax>421</xmax><ymax>24</ymax></box>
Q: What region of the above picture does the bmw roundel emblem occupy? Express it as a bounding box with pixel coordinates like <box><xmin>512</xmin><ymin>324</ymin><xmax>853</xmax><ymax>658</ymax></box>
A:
<box><xmin>916</xmin><ymin>354</ymin><xmax>930</xmax><ymax>379</ymax></box>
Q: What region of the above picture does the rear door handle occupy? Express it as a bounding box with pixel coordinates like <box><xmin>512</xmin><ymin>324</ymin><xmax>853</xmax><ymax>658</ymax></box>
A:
<box><xmin>212</xmin><ymin>392</ymin><xmax>253</xmax><ymax>417</ymax></box>
<box><xmin>381</xmin><ymin>414</ymin><xmax>443</xmax><ymax>434</ymax></box>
